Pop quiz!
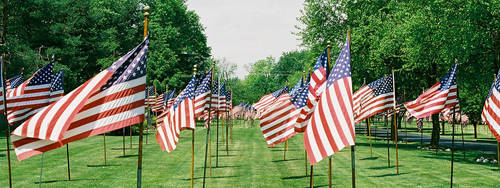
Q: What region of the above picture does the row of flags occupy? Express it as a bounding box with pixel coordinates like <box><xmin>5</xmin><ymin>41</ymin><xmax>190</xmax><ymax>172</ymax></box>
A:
<box><xmin>0</xmin><ymin>37</ymin><xmax>150</xmax><ymax>161</ymax></box>
<box><xmin>251</xmin><ymin>33</ymin><xmax>499</xmax><ymax>165</ymax></box>
<box><xmin>155</xmin><ymin>70</ymin><xmax>233</xmax><ymax>152</ymax></box>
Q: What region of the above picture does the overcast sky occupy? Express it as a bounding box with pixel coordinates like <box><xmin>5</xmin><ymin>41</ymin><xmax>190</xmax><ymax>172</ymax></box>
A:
<box><xmin>186</xmin><ymin>0</ymin><xmax>304</xmax><ymax>79</ymax></box>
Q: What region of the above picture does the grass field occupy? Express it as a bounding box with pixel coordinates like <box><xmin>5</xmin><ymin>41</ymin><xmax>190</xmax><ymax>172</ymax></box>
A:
<box><xmin>0</xmin><ymin>120</ymin><xmax>499</xmax><ymax>187</ymax></box>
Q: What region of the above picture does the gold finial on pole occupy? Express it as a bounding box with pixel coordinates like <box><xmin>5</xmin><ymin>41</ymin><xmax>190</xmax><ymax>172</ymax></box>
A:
<box><xmin>143</xmin><ymin>6</ymin><xmax>150</xmax><ymax>39</ymax></box>
<box><xmin>193</xmin><ymin>64</ymin><xmax>197</xmax><ymax>75</ymax></box>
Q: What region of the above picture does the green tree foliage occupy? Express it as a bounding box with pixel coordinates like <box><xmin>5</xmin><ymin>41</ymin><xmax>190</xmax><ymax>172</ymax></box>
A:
<box><xmin>295</xmin><ymin>0</ymin><xmax>499</xmax><ymax>146</ymax></box>
<box><xmin>1</xmin><ymin>0</ymin><xmax>210</xmax><ymax>92</ymax></box>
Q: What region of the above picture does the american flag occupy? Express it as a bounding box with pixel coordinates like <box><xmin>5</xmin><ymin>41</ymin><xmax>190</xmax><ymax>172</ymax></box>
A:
<box><xmin>11</xmin><ymin>38</ymin><xmax>149</xmax><ymax>161</ymax></box>
<box><xmin>353</xmin><ymin>76</ymin><xmax>394</xmax><ymax>123</ymax></box>
<box><xmin>145</xmin><ymin>85</ymin><xmax>155</xmax><ymax>106</ymax></box>
<box><xmin>194</xmin><ymin>70</ymin><xmax>212</xmax><ymax>118</ymax></box>
<box><xmin>226</xmin><ymin>89</ymin><xmax>232</xmax><ymax>113</ymax></box>
<box><xmin>210</xmin><ymin>77</ymin><xmax>220</xmax><ymax>109</ymax></box>
<box><xmin>260</xmin><ymin>80</ymin><xmax>306</xmax><ymax>146</ymax></box>
<box><xmin>152</xmin><ymin>93</ymin><xmax>164</xmax><ymax>112</ymax></box>
<box><xmin>252</xmin><ymin>86</ymin><xmax>288</xmax><ymax>114</ymax></box>
<box><xmin>6</xmin><ymin>60</ymin><xmax>53</xmax><ymax>112</ymax></box>
<box><xmin>164</xmin><ymin>89</ymin><xmax>176</xmax><ymax>110</ymax></box>
<box><xmin>156</xmin><ymin>74</ymin><xmax>197</xmax><ymax>152</ymax></box>
<box><xmin>295</xmin><ymin>51</ymin><xmax>328</xmax><ymax>132</ymax></box>
<box><xmin>0</xmin><ymin>58</ymin><xmax>4</xmax><ymax>114</ymax></box>
<box><xmin>481</xmin><ymin>70</ymin><xmax>500</xmax><ymax>142</ymax></box>
<box><xmin>7</xmin><ymin>71</ymin><xmax>65</xmax><ymax>125</ymax></box>
<box><xmin>404</xmin><ymin>63</ymin><xmax>458</xmax><ymax>119</ymax></box>
<box><xmin>218</xmin><ymin>82</ymin><xmax>227</xmax><ymax>112</ymax></box>
<box><xmin>6</xmin><ymin>74</ymin><xmax>24</xmax><ymax>93</ymax></box>
<box><xmin>304</xmin><ymin>37</ymin><xmax>355</xmax><ymax>165</ymax></box>
<box><xmin>289</xmin><ymin>77</ymin><xmax>303</xmax><ymax>97</ymax></box>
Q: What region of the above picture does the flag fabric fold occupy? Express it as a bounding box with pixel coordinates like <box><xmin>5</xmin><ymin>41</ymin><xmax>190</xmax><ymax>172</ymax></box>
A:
<box><xmin>11</xmin><ymin>37</ymin><xmax>149</xmax><ymax>161</ymax></box>
<box><xmin>404</xmin><ymin>63</ymin><xmax>458</xmax><ymax>119</ymax></box>
<box><xmin>304</xmin><ymin>37</ymin><xmax>354</xmax><ymax>165</ymax></box>
<box><xmin>156</xmin><ymin>74</ymin><xmax>197</xmax><ymax>152</ymax></box>
<box><xmin>353</xmin><ymin>76</ymin><xmax>394</xmax><ymax>123</ymax></box>
<box><xmin>481</xmin><ymin>70</ymin><xmax>500</xmax><ymax>142</ymax></box>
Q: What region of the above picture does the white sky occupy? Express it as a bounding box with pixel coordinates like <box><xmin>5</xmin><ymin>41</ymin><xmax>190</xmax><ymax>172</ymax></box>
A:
<box><xmin>186</xmin><ymin>0</ymin><xmax>304</xmax><ymax>79</ymax></box>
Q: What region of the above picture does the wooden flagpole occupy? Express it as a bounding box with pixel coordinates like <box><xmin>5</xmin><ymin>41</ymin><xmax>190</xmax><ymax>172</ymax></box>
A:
<box><xmin>326</xmin><ymin>39</ymin><xmax>332</xmax><ymax>188</ymax></box>
<box><xmin>103</xmin><ymin>132</ymin><xmax>107</xmax><ymax>165</ymax></box>
<box><xmin>122</xmin><ymin>127</ymin><xmax>126</xmax><ymax>156</ymax></box>
<box><xmin>309</xmin><ymin>165</ymin><xmax>314</xmax><ymax>188</ymax></box>
<box><xmin>203</xmin><ymin>63</ymin><xmax>215</xmax><ymax>188</ymax></box>
<box><xmin>38</xmin><ymin>154</ymin><xmax>44</xmax><ymax>188</ymax></box>
<box><xmin>191</xmin><ymin>64</ymin><xmax>197</xmax><ymax>188</ymax></box>
<box><xmin>136</xmin><ymin>6</ymin><xmax>149</xmax><ymax>188</ymax></box>
<box><xmin>386</xmin><ymin>113</ymin><xmax>390</xmax><ymax>167</ymax></box>
<box><xmin>367</xmin><ymin>118</ymin><xmax>372</xmax><ymax>157</ymax></box>
<box><xmin>1</xmin><ymin>54</ymin><xmax>13</xmax><ymax>188</ymax></box>
<box><xmin>348</xmin><ymin>29</ymin><xmax>356</xmax><ymax>188</ymax></box>
<box><xmin>216</xmin><ymin>77</ymin><xmax>220</xmax><ymax>167</ymax></box>
<box><xmin>450</xmin><ymin>107</ymin><xmax>456</xmax><ymax>188</ymax></box>
<box><xmin>392</xmin><ymin>69</ymin><xmax>399</xmax><ymax>175</ymax></box>
<box><xmin>404</xmin><ymin>91</ymin><xmax>408</xmax><ymax>144</ymax></box>
<box><xmin>230</xmin><ymin>90</ymin><xmax>233</xmax><ymax>144</ymax></box>
<box><xmin>225</xmin><ymin>88</ymin><xmax>229</xmax><ymax>156</ymax></box>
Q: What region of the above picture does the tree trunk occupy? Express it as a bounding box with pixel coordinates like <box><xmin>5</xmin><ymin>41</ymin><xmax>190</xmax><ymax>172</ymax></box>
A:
<box><xmin>430</xmin><ymin>114</ymin><xmax>440</xmax><ymax>147</ymax></box>
<box><xmin>441</xmin><ymin>119</ymin><xmax>445</xmax><ymax>135</ymax></box>
<box><xmin>473</xmin><ymin>122</ymin><xmax>478</xmax><ymax>139</ymax></box>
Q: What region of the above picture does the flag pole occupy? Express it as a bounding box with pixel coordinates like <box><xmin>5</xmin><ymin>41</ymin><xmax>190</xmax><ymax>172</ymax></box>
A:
<box><xmin>386</xmin><ymin>112</ymin><xmax>390</xmax><ymax>167</ymax></box>
<box><xmin>103</xmin><ymin>132</ymin><xmax>107</xmax><ymax>165</ymax></box>
<box><xmin>309</xmin><ymin>165</ymin><xmax>314</xmax><ymax>188</ymax></box>
<box><xmin>38</xmin><ymin>153</ymin><xmax>44</xmax><ymax>188</ymax></box>
<box><xmin>1</xmin><ymin>54</ymin><xmax>12</xmax><ymax>188</ymax></box>
<box><xmin>191</xmin><ymin>64</ymin><xmax>197</xmax><ymax>188</ymax></box>
<box><xmin>367</xmin><ymin>118</ymin><xmax>372</xmax><ymax>157</ymax></box>
<box><xmin>203</xmin><ymin>63</ymin><xmax>215</xmax><ymax>188</ymax></box>
<box><xmin>225</xmin><ymin>89</ymin><xmax>229</xmax><ymax>156</ymax></box>
<box><xmin>450</xmin><ymin>107</ymin><xmax>456</xmax><ymax>188</ymax></box>
<box><xmin>404</xmin><ymin>91</ymin><xmax>408</xmax><ymax>144</ymax></box>
<box><xmin>230</xmin><ymin>89</ymin><xmax>233</xmax><ymax>144</ymax></box>
<box><xmin>326</xmin><ymin>39</ymin><xmax>332</xmax><ymax>188</ymax></box>
<box><xmin>137</xmin><ymin>6</ymin><xmax>149</xmax><ymax>188</ymax></box>
<box><xmin>348</xmin><ymin>28</ymin><xmax>356</xmax><ymax>188</ymax></box>
<box><xmin>122</xmin><ymin>127</ymin><xmax>126</xmax><ymax>156</ymax></box>
<box><xmin>66</xmin><ymin>144</ymin><xmax>71</xmax><ymax>180</ymax></box>
<box><xmin>392</xmin><ymin>69</ymin><xmax>399</xmax><ymax>175</ymax></box>
<box><xmin>216</xmin><ymin>77</ymin><xmax>220</xmax><ymax>167</ymax></box>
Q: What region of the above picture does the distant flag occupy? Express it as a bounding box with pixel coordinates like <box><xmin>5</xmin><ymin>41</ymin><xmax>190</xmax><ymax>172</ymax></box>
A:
<box><xmin>7</xmin><ymin>71</ymin><xmax>65</xmax><ymax>125</ymax></box>
<box><xmin>145</xmin><ymin>86</ymin><xmax>155</xmax><ymax>106</ymax></box>
<box><xmin>210</xmin><ymin>77</ymin><xmax>220</xmax><ymax>110</ymax></box>
<box><xmin>252</xmin><ymin>86</ymin><xmax>288</xmax><ymax>114</ymax></box>
<box><xmin>157</xmin><ymin>90</ymin><xmax>176</xmax><ymax>123</ymax></box>
<box><xmin>194</xmin><ymin>70</ymin><xmax>212</xmax><ymax>118</ymax></box>
<box><xmin>304</xmin><ymin>36</ymin><xmax>354</xmax><ymax>165</ymax></box>
<box><xmin>152</xmin><ymin>92</ymin><xmax>164</xmax><ymax>112</ymax></box>
<box><xmin>6</xmin><ymin>60</ymin><xmax>53</xmax><ymax>113</ymax></box>
<box><xmin>218</xmin><ymin>82</ymin><xmax>227</xmax><ymax>113</ymax></box>
<box><xmin>6</xmin><ymin>75</ymin><xmax>24</xmax><ymax>93</ymax></box>
<box><xmin>11</xmin><ymin>37</ymin><xmax>149</xmax><ymax>161</ymax></box>
<box><xmin>226</xmin><ymin>89</ymin><xmax>232</xmax><ymax>114</ymax></box>
<box><xmin>404</xmin><ymin>63</ymin><xmax>458</xmax><ymax>118</ymax></box>
<box><xmin>481</xmin><ymin>70</ymin><xmax>500</xmax><ymax>142</ymax></box>
<box><xmin>260</xmin><ymin>83</ymin><xmax>302</xmax><ymax>146</ymax></box>
<box><xmin>295</xmin><ymin>51</ymin><xmax>328</xmax><ymax>132</ymax></box>
<box><xmin>289</xmin><ymin>77</ymin><xmax>303</xmax><ymax>97</ymax></box>
<box><xmin>156</xmin><ymin>74</ymin><xmax>197</xmax><ymax>152</ymax></box>
<box><xmin>353</xmin><ymin>76</ymin><xmax>394</xmax><ymax>123</ymax></box>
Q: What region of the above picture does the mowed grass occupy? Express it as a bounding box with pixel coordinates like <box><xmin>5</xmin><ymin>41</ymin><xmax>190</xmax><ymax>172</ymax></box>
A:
<box><xmin>0</xmin><ymin>120</ymin><xmax>498</xmax><ymax>187</ymax></box>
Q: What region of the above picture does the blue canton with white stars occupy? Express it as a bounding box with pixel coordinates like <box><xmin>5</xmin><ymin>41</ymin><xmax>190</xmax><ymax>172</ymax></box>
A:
<box><xmin>145</xmin><ymin>86</ymin><xmax>154</xmax><ymax>99</ymax></box>
<box><xmin>195</xmin><ymin>70</ymin><xmax>212</xmax><ymax>96</ymax></box>
<box><xmin>219</xmin><ymin>83</ymin><xmax>226</xmax><ymax>97</ymax></box>
<box><xmin>487</xmin><ymin>69</ymin><xmax>500</xmax><ymax>98</ymax></box>
<box><xmin>438</xmin><ymin>63</ymin><xmax>457</xmax><ymax>91</ymax></box>
<box><xmin>313</xmin><ymin>50</ymin><xmax>328</xmax><ymax>72</ymax></box>
<box><xmin>291</xmin><ymin>84</ymin><xmax>308</xmax><ymax>109</ymax></box>
<box><xmin>28</xmin><ymin>60</ymin><xmax>54</xmax><ymax>86</ymax></box>
<box><xmin>102</xmin><ymin>38</ymin><xmax>149</xmax><ymax>91</ymax></box>
<box><xmin>226</xmin><ymin>90</ymin><xmax>232</xmax><ymax>102</ymax></box>
<box><xmin>289</xmin><ymin>77</ymin><xmax>303</xmax><ymax>97</ymax></box>
<box><xmin>50</xmin><ymin>71</ymin><xmax>64</xmax><ymax>92</ymax></box>
<box><xmin>173</xmin><ymin>75</ymin><xmax>197</xmax><ymax>108</ymax></box>
<box><xmin>326</xmin><ymin>37</ymin><xmax>351</xmax><ymax>88</ymax></box>
<box><xmin>368</xmin><ymin>76</ymin><xmax>393</xmax><ymax>96</ymax></box>
<box><xmin>7</xmin><ymin>75</ymin><xmax>24</xmax><ymax>89</ymax></box>
<box><xmin>211</xmin><ymin>78</ymin><xmax>219</xmax><ymax>95</ymax></box>
<box><xmin>272</xmin><ymin>86</ymin><xmax>288</xmax><ymax>98</ymax></box>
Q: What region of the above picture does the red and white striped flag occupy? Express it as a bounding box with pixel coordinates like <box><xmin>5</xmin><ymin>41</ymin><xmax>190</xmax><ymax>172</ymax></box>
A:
<box><xmin>404</xmin><ymin>63</ymin><xmax>458</xmax><ymax>119</ymax></box>
<box><xmin>7</xmin><ymin>71</ymin><xmax>65</xmax><ymax>125</ymax></box>
<box><xmin>259</xmin><ymin>87</ymin><xmax>299</xmax><ymax>146</ymax></box>
<box><xmin>252</xmin><ymin>86</ymin><xmax>288</xmax><ymax>115</ymax></box>
<box><xmin>151</xmin><ymin>93</ymin><xmax>164</xmax><ymax>112</ymax></box>
<box><xmin>304</xmin><ymin>37</ymin><xmax>355</xmax><ymax>165</ymax></box>
<box><xmin>5</xmin><ymin>74</ymin><xmax>24</xmax><ymax>93</ymax></box>
<box><xmin>353</xmin><ymin>76</ymin><xmax>394</xmax><ymax>123</ymax></box>
<box><xmin>481</xmin><ymin>71</ymin><xmax>500</xmax><ymax>141</ymax></box>
<box><xmin>156</xmin><ymin>75</ymin><xmax>197</xmax><ymax>152</ymax></box>
<box><xmin>145</xmin><ymin>85</ymin><xmax>155</xmax><ymax>106</ymax></box>
<box><xmin>295</xmin><ymin>51</ymin><xmax>328</xmax><ymax>132</ymax></box>
<box><xmin>194</xmin><ymin>70</ymin><xmax>212</xmax><ymax>117</ymax></box>
<box><xmin>11</xmin><ymin>38</ymin><xmax>149</xmax><ymax>161</ymax></box>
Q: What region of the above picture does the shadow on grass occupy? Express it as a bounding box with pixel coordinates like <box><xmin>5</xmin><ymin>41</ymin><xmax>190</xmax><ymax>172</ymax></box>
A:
<box><xmin>117</xmin><ymin>155</ymin><xmax>138</xmax><ymax>158</ymax></box>
<box><xmin>87</xmin><ymin>164</ymin><xmax>121</xmax><ymax>167</ymax></box>
<box><xmin>0</xmin><ymin>154</ymin><xmax>4</xmax><ymax>157</ymax></box>
<box><xmin>218</xmin><ymin>154</ymin><xmax>237</xmax><ymax>157</ymax></box>
<box><xmin>360</xmin><ymin>157</ymin><xmax>379</xmax><ymax>160</ymax></box>
<box><xmin>370</xmin><ymin>172</ymin><xmax>409</xmax><ymax>177</ymax></box>
<box><xmin>181</xmin><ymin>175</ymin><xmax>239</xmax><ymax>181</ymax></box>
<box><xmin>367</xmin><ymin>165</ymin><xmax>395</xmax><ymax>170</ymax></box>
<box><xmin>272</xmin><ymin>158</ymin><xmax>303</xmax><ymax>162</ymax></box>
<box><xmin>35</xmin><ymin>178</ymin><xmax>97</xmax><ymax>184</ymax></box>
<box><xmin>281</xmin><ymin>174</ymin><xmax>324</xmax><ymax>180</ymax></box>
<box><xmin>110</xmin><ymin>147</ymin><xmax>133</xmax><ymax>150</ymax></box>
<box><xmin>213</xmin><ymin>165</ymin><xmax>241</xmax><ymax>169</ymax></box>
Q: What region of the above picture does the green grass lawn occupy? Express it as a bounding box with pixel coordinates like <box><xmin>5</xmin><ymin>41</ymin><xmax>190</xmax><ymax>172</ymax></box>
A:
<box><xmin>0</xmin><ymin>120</ymin><xmax>499</xmax><ymax>187</ymax></box>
